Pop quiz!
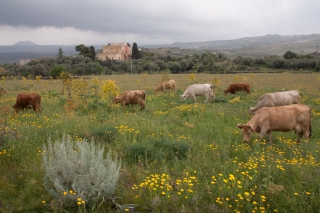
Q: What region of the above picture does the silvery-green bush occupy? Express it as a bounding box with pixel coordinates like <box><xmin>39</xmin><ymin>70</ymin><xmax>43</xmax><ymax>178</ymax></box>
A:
<box><xmin>42</xmin><ymin>135</ymin><xmax>121</xmax><ymax>208</ymax></box>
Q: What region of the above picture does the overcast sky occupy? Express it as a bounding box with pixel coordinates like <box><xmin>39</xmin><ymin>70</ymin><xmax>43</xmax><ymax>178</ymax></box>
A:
<box><xmin>0</xmin><ymin>0</ymin><xmax>319</xmax><ymax>46</ymax></box>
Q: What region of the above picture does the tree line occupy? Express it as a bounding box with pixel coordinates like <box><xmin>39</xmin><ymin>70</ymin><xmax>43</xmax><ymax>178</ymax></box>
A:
<box><xmin>0</xmin><ymin>43</ymin><xmax>319</xmax><ymax>78</ymax></box>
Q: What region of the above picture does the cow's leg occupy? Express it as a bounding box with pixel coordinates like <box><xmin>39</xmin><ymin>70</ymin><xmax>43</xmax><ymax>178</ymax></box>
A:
<box><xmin>204</xmin><ymin>94</ymin><xmax>209</xmax><ymax>103</ymax></box>
<box><xmin>258</xmin><ymin>128</ymin><xmax>268</xmax><ymax>143</ymax></box>
<box><xmin>266</xmin><ymin>131</ymin><xmax>272</xmax><ymax>144</ymax></box>
<box><xmin>192</xmin><ymin>94</ymin><xmax>197</xmax><ymax>103</ymax></box>
<box><xmin>295</xmin><ymin>126</ymin><xmax>303</xmax><ymax>143</ymax></box>
<box><xmin>31</xmin><ymin>104</ymin><xmax>37</xmax><ymax>112</ymax></box>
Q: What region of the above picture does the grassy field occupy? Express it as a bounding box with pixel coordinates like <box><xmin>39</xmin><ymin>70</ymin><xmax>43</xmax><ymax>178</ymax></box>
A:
<box><xmin>0</xmin><ymin>72</ymin><xmax>320</xmax><ymax>212</ymax></box>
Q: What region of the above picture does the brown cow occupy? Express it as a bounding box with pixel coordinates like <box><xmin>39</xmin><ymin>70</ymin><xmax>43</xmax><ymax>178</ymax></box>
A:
<box><xmin>224</xmin><ymin>83</ymin><xmax>250</xmax><ymax>95</ymax></box>
<box><xmin>114</xmin><ymin>90</ymin><xmax>146</xmax><ymax>110</ymax></box>
<box><xmin>154</xmin><ymin>80</ymin><xmax>176</xmax><ymax>93</ymax></box>
<box><xmin>237</xmin><ymin>104</ymin><xmax>311</xmax><ymax>144</ymax></box>
<box><xmin>13</xmin><ymin>93</ymin><xmax>43</xmax><ymax>113</ymax></box>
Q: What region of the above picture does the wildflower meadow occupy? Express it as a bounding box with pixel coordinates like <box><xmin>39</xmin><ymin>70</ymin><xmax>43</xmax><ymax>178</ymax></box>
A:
<box><xmin>0</xmin><ymin>72</ymin><xmax>320</xmax><ymax>212</ymax></box>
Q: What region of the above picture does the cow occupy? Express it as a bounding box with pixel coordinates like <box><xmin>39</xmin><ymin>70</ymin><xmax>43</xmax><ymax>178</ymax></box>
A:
<box><xmin>154</xmin><ymin>79</ymin><xmax>176</xmax><ymax>93</ymax></box>
<box><xmin>180</xmin><ymin>83</ymin><xmax>215</xmax><ymax>103</ymax></box>
<box><xmin>237</xmin><ymin>104</ymin><xmax>311</xmax><ymax>144</ymax></box>
<box><xmin>13</xmin><ymin>93</ymin><xmax>43</xmax><ymax>113</ymax></box>
<box><xmin>113</xmin><ymin>90</ymin><xmax>146</xmax><ymax>110</ymax></box>
<box><xmin>250</xmin><ymin>90</ymin><xmax>300</xmax><ymax>114</ymax></box>
<box><xmin>224</xmin><ymin>83</ymin><xmax>251</xmax><ymax>95</ymax></box>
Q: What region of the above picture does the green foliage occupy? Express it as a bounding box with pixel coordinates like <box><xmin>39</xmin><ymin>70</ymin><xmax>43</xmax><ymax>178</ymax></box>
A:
<box><xmin>89</xmin><ymin>125</ymin><xmax>117</xmax><ymax>143</ymax></box>
<box><xmin>75</xmin><ymin>44</ymin><xmax>91</xmax><ymax>58</ymax></box>
<box><xmin>50</xmin><ymin>65</ymin><xmax>66</xmax><ymax>79</ymax></box>
<box><xmin>89</xmin><ymin>46</ymin><xmax>96</xmax><ymax>60</ymax></box>
<box><xmin>143</xmin><ymin>62</ymin><xmax>159</xmax><ymax>73</ymax></box>
<box><xmin>269</xmin><ymin>58</ymin><xmax>287</xmax><ymax>69</ymax></box>
<box><xmin>125</xmin><ymin>138</ymin><xmax>191</xmax><ymax>163</ymax></box>
<box><xmin>167</xmin><ymin>62</ymin><xmax>181</xmax><ymax>73</ymax></box>
<box><xmin>132</xmin><ymin>43</ymin><xmax>140</xmax><ymax>60</ymax></box>
<box><xmin>56</xmin><ymin>47</ymin><xmax>64</xmax><ymax>58</ymax></box>
<box><xmin>42</xmin><ymin>135</ymin><xmax>121</xmax><ymax>209</ymax></box>
<box><xmin>283</xmin><ymin>50</ymin><xmax>299</xmax><ymax>60</ymax></box>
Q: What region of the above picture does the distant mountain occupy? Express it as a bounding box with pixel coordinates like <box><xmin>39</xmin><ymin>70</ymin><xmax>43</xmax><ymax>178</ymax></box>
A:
<box><xmin>142</xmin><ymin>34</ymin><xmax>320</xmax><ymax>50</ymax></box>
<box><xmin>0</xmin><ymin>44</ymin><xmax>80</xmax><ymax>63</ymax></box>
<box><xmin>141</xmin><ymin>33</ymin><xmax>320</xmax><ymax>58</ymax></box>
<box><xmin>13</xmin><ymin>40</ymin><xmax>38</xmax><ymax>46</ymax></box>
<box><xmin>1</xmin><ymin>33</ymin><xmax>319</xmax><ymax>63</ymax></box>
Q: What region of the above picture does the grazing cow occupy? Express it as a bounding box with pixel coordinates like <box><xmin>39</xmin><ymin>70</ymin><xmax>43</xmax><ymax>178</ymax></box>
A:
<box><xmin>114</xmin><ymin>90</ymin><xmax>146</xmax><ymax>110</ymax></box>
<box><xmin>237</xmin><ymin>104</ymin><xmax>311</xmax><ymax>144</ymax></box>
<box><xmin>154</xmin><ymin>79</ymin><xmax>176</xmax><ymax>93</ymax></box>
<box><xmin>13</xmin><ymin>93</ymin><xmax>43</xmax><ymax>113</ymax></box>
<box><xmin>224</xmin><ymin>83</ymin><xmax>251</xmax><ymax>95</ymax></box>
<box><xmin>250</xmin><ymin>90</ymin><xmax>300</xmax><ymax>114</ymax></box>
<box><xmin>180</xmin><ymin>83</ymin><xmax>215</xmax><ymax>103</ymax></box>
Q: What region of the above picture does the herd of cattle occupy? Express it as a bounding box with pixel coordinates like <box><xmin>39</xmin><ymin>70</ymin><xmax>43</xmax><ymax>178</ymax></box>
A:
<box><xmin>10</xmin><ymin>80</ymin><xmax>312</xmax><ymax>144</ymax></box>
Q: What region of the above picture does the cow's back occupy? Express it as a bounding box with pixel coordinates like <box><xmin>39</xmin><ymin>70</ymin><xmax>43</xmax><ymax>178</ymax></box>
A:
<box><xmin>253</xmin><ymin>104</ymin><xmax>310</xmax><ymax>130</ymax></box>
<box><xmin>14</xmin><ymin>93</ymin><xmax>42</xmax><ymax>112</ymax></box>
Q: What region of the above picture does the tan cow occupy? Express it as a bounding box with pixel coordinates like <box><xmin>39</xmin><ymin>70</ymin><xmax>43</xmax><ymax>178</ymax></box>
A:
<box><xmin>153</xmin><ymin>80</ymin><xmax>176</xmax><ymax>93</ymax></box>
<box><xmin>13</xmin><ymin>93</ymin><xmax>43</xmax><ymax>113</ymax></box>
<box><xmin>250</xmin><ymin>90</ymin><xmax>300</xmax><ymax>114</ymax></box>
<box><xmin>237</xmin><ymin>104</ymin><xmax>311</xmax><ymax>144</ymax></box>
<box><xmin>114</xmin><ymin>90</ymin><xmax>146</xmax><ymax>110</ymax></box>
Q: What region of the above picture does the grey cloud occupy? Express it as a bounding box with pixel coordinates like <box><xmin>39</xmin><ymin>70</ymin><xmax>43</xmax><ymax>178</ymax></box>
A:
<box><xmin>1</xmin><ymin>0</ymin><xmax>320</xmax><ymax>45</ymax></box>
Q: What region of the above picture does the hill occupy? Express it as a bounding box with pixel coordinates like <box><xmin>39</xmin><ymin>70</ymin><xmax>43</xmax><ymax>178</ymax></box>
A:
<box><xmin>13</xmin><ymin>40</ymin><xmax>38</xmax><ymax>46</ymax></box>
<box><xmin>141</xmin><ymin>34</ymin><xmax>320</xmax><ymax>58</ymax></box>
<box><xmin>0</xmin><ymin>33</ymin><xmax>319</xmax><ymax>63</ymax></box>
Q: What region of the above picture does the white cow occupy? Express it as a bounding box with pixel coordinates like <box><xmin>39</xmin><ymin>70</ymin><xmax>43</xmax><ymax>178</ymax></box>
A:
<box><xmin>250</xmin><ymin>90</ymin><xmax>300</xmax><ymax>114</ymax></box>
<box><xmin>180</xmin><ymin>83</ymin><xmax>215</xmax><ymax>103</ymax></box>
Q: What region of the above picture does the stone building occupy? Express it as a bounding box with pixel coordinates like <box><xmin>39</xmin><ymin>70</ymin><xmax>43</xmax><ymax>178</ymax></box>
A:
<box><xmin>97</xmin><ymin>42</ymin><xmax>131</xmax><ymax>61</ymax></box>
<box><xmin>20</xmin><ymin>59</ymin><xmax>31</xmax><ymax>65</ymax></box>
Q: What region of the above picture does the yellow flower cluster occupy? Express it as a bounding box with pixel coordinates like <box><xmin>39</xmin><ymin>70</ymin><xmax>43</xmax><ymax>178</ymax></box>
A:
<box><xmin>133</xmin><ymin>171</ymin><xmax>198</xmax><ymax>200</ymax></box>
<box><xmin>153</xmin><ymin>111</ymin><xmax>168</xmax><ymax>115</ymax></box>
<box><xmin>100</xmin><ymin>80</ymin><xmax>120</xmax><ymax>101</ymax></box>
<box><xmin>116</xmin><ymin>125</ymin><xmax>135</xmax><ymax>134</ymax></box>
<box><xmin>174</xmin><ymin>104</ymin><xmax>205</xmax><ymax>113</ymax></box>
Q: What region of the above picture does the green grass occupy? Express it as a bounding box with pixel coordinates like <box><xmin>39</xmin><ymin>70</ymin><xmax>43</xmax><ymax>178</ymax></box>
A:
<box><xmin>0</xmin><ymin>73</ymin><xmax>320</xmax><ymax>212</ymax></box>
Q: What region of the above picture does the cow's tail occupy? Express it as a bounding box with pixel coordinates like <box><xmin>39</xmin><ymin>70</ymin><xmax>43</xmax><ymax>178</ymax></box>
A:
<box><xmin>309</xmin><ymin>109</ymin><xmax>312</xmax><ymax>138</ymax></box>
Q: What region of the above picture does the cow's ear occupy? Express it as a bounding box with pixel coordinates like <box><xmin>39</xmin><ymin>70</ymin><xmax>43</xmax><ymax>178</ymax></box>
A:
<box><xmin>237</xmin><ymin>124</ymin><xmax>245</xmax><ymax>129</ymax></box>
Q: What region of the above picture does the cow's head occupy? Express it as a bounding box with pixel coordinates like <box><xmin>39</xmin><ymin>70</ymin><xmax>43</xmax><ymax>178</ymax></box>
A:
<box><xmin>223</xmin><ymin>90</ymin><xmax>228</xmax><ymax>95</ymax></box>
<box><xmin>113</xmin><ymin>96</ymin><xmax>121</xmax><ymax>104</ymax></box>
<box><xmin>237</xmin><ymin>124</ymin><xmax>254</xmax><ymax>143</ymax></box>
<box><xmin>249</xmin><ymin>107</ymin><xmax>256</xmax><ymax>115</ymax></box>
<box><xmin>180</xmin><ymin>95</ymin><xmax>187</xmax><ymax>101</ymax></box>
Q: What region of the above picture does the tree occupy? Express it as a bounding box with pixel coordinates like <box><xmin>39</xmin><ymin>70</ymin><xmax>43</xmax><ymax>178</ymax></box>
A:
<box><xmin>75</xmin><ymin>44</ymin><xmax>91</xmax><ymax>58</ymax></box>
<box><xmin>283</xmin><ymin>51</ymin><xmax>299</xmax><ymax>60</ymax></box>
<box><xmin>167</xmin><ymin>62</ymin><xmax>181</xmax><ymax>74</ymax></box>
<box><xmin>50</xmin><ymin>65</ymin><xmax>66</xmax><ymax>79</ymax></box>
<box><xmin>179</xmin><ymin>59</ymin><xmax>189</xmax><ymax>72</ymax></box>
<box><xmin>56</xmin><ymin>47</ymin><xmax>64</xmax><ymax>58</ymax></box>
<box><xmin>143</xmin><ymin>62</ymin><xmax>159</xmax><ymax>73</ymax></box>
<box><xmin>90</xmin><ymin>46</ymin><xmax>96</xmax><ymax>60</ymax></box>
<box><xmin>132</xmin><ymin>43</ymin><xmax>140</xmax><ymax>60</ymax></box>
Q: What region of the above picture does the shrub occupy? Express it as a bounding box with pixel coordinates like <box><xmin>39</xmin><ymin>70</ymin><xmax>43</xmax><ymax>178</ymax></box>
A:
<box><xmin>42</xmin><ymin>135</ymin><xmax>121</xmax><ymax>209</ymax></box>
<box><xmin>89</xmin><ymin>125</ymin><xmax>117</xmax><ymax>143</ymax></box>
<box><xmin>125</xmin><ymin>138</ymin><xmax>191</xmax><ymax>163</ymax></box>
